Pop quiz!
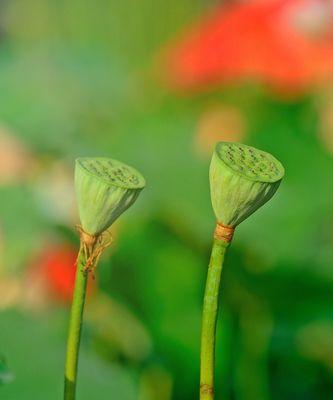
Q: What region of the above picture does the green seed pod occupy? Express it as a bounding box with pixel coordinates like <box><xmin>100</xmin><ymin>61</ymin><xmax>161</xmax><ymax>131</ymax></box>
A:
<box><xmin>209</xmin><ymin>142</ymin><xmax>284</xmax><ymax>227</ymax></box>
<box><xmin>75</xmin><ymin>157</ymin><xmax>146</xmax><ymax>236</ymax></box>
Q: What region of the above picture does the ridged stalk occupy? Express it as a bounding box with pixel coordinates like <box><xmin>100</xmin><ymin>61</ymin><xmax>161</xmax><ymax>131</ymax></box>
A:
<box><xmin>64</xmin><ymin>250</ymin><xmax>88</xmax><ymax>400</ymax></box>
<box><xmin>200</xmin><ymin>234</ymin><xmax>229</xmax><ymax>400</ymax></box>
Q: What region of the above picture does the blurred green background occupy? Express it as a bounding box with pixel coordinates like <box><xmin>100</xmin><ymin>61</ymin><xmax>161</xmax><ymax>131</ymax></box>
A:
<box><xmin>1</xmin><ymin>0</ymin><xmax>333</xmax><ymax>399</ymax></box>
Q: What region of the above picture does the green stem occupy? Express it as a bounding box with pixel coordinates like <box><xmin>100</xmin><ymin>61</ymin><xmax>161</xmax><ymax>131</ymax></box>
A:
<box><xmin>200</xmin><ymin>234</ymin><xmax>230</xmax><ymax>400</ymax></box>
<box><xmin>64</xmin><ymin>249</ymin><xmax>88</xmax><ymax>400</ymax></box>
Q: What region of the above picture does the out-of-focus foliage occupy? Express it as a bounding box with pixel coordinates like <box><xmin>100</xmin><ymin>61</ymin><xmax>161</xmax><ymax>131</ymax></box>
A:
<box><xmin>0</xmin><ymin>311</ymin><xmax>136</xmax><ymax>399</ymax></box>
<box><xmin>0</xmin><ymin>355</ymin><xmax>13</xmax><ymax>385</ymax></box>
<box><xmin>1</xmin><ymin>0</ymin><xmax>333</xmax><ymax>399</ymax></box>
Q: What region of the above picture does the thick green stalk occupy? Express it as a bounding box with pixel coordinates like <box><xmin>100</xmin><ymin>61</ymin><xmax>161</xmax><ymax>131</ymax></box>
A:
<box><xmin>200</xmin><ymin>235</ymin><xmax>229</xmax><ymax>400</ymax></box>
<box><xmin>64</xmin><ymin>249</ymin><xmax>88</xmax><ymax>400</ymax></box>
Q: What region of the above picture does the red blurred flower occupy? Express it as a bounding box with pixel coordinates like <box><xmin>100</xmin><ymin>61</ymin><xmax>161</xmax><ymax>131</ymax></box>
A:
<box><xmin>27</xmin><ymin>244</ymin><xmax>95</xmax><ymax>305</ymax></box>
<box><xmin>164</xmin><ymin>0</ymin><xmax>333</xmax><ymax>93</ymax></box>
<box><xmin>42</xmin><ymin>245</ymin><xmax>77</xmax><ymax>303</ymax></box>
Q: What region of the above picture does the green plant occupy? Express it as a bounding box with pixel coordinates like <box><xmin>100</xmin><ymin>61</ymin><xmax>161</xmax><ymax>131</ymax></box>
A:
<box><xmin>0</xmin><ymin>355</ymin><xmax>13</xmax><ymax>385</ymax></box>
<box><xmin>64</xmin><ymin>157</ymin><xmax>145</xmax><ymax>400</ymax></box>
<box><xmin>200</xmin><ymin>142</ymin><xmax>284</xmax><ymax>400</ymax></box>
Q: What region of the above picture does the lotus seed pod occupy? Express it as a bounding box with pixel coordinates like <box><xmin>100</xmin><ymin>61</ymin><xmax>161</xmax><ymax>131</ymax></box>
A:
<box><xmin>75</xmin><ymin>157</ymin><xmax>145</xmax><ymax>236</ymax></box>
<box><xmin>209</xmin><ymin>142</ymin><xmax>284</xmax><ymax>227</ymax></box>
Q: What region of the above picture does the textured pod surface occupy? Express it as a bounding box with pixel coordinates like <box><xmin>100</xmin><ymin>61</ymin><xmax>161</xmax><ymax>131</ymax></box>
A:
<box><xmin>210</xmin><ymin>142</ymin><xmax>284</xmax><ymax>226</ymax></box>
<box><xmin>75</xmin><ymin>157</ymin><xmax>145</xmax><ymax>235</ymax></box>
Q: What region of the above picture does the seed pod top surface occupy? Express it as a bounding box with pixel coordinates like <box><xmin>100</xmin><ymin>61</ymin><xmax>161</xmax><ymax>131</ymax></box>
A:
<box><xmin>215</xmin><ymin>142</ymin><xmax>284</xmax><ymax>182</ymax></box>
<box><xmin>75</xmin><ymin>157</ymin><xmax>145</xmax><ymax>236</ymax></box>
<box><xmin>210</xmin><ymin>142</ymin><xmax>284</xmax><ymax>227</ymax></box>
<box><xmin>77</xmin><ymin>157</ymin><xmax>146</xmax><ymax>189</ymax></box>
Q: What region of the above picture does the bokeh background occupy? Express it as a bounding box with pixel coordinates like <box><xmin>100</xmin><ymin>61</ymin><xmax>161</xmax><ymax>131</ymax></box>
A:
<box><xmin>1</xmin><ymin>0</ymin><xmax>333</xmax><ymax>399</ymax></box>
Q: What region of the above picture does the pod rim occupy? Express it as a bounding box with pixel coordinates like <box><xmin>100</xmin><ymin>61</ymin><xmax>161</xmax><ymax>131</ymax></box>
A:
<box><xmin>75</xmin><ymin>157</ymin><xmax>146</xmax><ymax>189</ymax></box>
<box><xmin>214</xmin><ymin>142</ymin><xmax>285</xmax><ymax>183</ymax></box>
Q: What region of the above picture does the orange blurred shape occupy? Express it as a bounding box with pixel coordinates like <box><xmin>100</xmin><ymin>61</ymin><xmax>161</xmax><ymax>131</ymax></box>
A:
<box><xmin>196</xmin><ymin>104</ymin><xmax>246</xmax><ymax>156</ymax></box>
<box><xmin>28</xmin><ymin>244</ymin><xmax>96</xmax><ymax>305</ymax></box>
<box><xmin>0</xmin><ymin>277</ymin><xmax>21</xmax><ymax>310</ymax></box>
<box><xmin>164</xmin><ymin>0</ymin><xmax>333</xmax><ymax>93</ymax></box>
<box><xmin>0</xmin><ymin>125</ymin><xmax>32</xmax><ymax>184</ymax></box>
